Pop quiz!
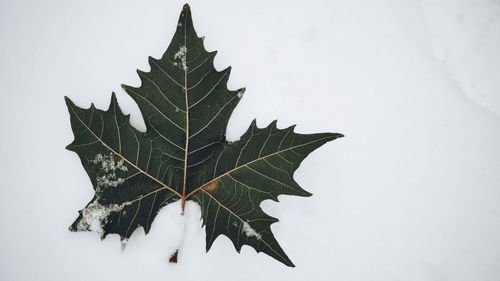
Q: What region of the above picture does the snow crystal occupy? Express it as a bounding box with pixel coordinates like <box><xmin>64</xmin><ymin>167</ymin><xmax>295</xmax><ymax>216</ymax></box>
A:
<box><xmin>242</xmin><ymin>221</ymin><xmax>262</xmax><ymax>240</ymax></box>
<box><xmin>174</xmin><ymin>46</ymin><xmax>188</xmax><ymax>71</ymax></box>
<box><xmin>237</xmin><ymin>90</ymin><xmax>244</xmax><ymax>98</ymax></box>
<box><xmin>91</xmin><ymin>153</ymin><xmax>128</xmax><ymax>173</ymax></box>
<box><xmin>76</xmin><ymin>200</ymin><xmax>131</xmax><ymax>236</ymax></box>
<box><xmin>91</xmin><ymin>153</ymin><xmax>127</xmax><ymax>190</ymax></box>
<box><xmin>96</xmin><ymin>175</ymin><xmax>124</xmax><ymax>189</ymax></box>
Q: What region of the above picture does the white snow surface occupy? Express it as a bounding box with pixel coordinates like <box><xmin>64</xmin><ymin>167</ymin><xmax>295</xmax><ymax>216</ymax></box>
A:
<box><xmin>1</xmin><ymin>0</ymin><xmax>500</xmax><ymax>280</ymax></box>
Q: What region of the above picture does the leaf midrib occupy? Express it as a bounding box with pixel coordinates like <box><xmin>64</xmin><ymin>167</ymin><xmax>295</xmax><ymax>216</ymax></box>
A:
<box><xmin>181</xmin><ymin>12</ymin><xmax>190</xmax><ymax>210</ymax></box>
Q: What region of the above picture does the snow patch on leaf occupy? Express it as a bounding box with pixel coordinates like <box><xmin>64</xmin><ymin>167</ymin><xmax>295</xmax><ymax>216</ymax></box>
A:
<box><xmin>242</xmin><ymin>221</ymin><xmax>262</xmax><ymax>240</ymax></box>
<box><xmin>237</xmin><ymin>89</ymin><xmax>245</xmax><ymax>98</ymax></box>
<box><xmin>96</xmin><ymin>176</ymin><xmax>124</xmax><ymax>189</ymax></box>
<box><xmin>174</xmin><ymin>46</ymin><xmax>188</xmax><ymax>70</ymax></box>
<box><xmin>91</xmin><ymin>153</ymin><xmax>128</xmax><ymax>173</ymax></box>
<box><xmin>91</xmin><ymin>153</ymin><xmax>128</xmax><ymax>190</ymax></box>
<box><xmin>76</xmin><ymin>200</ymin><xmax>131</xmax><ymax>237</ymax></box>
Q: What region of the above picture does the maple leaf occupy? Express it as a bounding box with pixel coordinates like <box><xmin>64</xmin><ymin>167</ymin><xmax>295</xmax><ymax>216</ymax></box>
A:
<box><xmin>65</xmin><ymin>4</ymin><xmax>343</xmax><ymax>267</ymax></box>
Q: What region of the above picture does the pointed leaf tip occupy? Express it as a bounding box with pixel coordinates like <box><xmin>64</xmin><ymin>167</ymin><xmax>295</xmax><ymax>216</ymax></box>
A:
<box><xmin>178</xmin><ymin>3</ymin><xmax>192</xmax><ymax>25</ymax></box>
<box><xmin>330</xmin><ymin>132</ymin><xmax>344</xmax><ymax>139</ymax></box>
<box><xmin>108</xmin><ymin>92</ymin><xmax>117</xmax><ymax>109</ymax></box>
<box><xmin>64</xmin><ymin>96</ymin><xmax>74</xmax><ymax>107</ymax></box>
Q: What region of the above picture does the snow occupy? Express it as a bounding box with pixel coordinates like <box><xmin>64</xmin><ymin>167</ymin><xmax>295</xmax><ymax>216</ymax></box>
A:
<box><xmin>77</xmin><ymin>200</ymin><xmax>131</xmax><ymax>236</ymax></box>
<box><xmin>91</xmin><ymin>153</ymin><xmax>128</xmax><ymax>189</ymax></box>
<box><xmin>174</xmin><ymin>45</ymin><xmax>188</xmax><ymax>70</ymax></box>
<box><xmin>237</xmin><ymin>89</ymin><xmax>244</xmax><ymax>98</ymax></box>
<box><xmin>242</xmin><ymin>222</ymin><xmax>262</xmax><ymax>240</ymax></box>
<box><xmin>91</xmin><ymin>153</ymin><xmax>128</xmax><ymax>173</ymax></box>
<box><xmin>420</xmin><ymin>0</ymin><xmax>500</xmax><ymax>117</ymax></box>
<box><xmin>1</xmin><ymin>0</ymin><xmax>500</xmax><ymax>281</ymax></box>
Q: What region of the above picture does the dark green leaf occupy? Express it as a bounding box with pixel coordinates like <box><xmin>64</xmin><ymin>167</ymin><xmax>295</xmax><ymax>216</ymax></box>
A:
<box><xmin>65</xmin><ymin>4</ymin><xmax>343</xmax><ymax>267</ymax></box>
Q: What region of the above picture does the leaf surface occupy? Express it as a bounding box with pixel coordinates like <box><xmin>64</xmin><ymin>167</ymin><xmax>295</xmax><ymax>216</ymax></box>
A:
<box><xmin>66</xmin><ymin>4</ymin><xmax>343</xmax><ymax>267</ymax></box>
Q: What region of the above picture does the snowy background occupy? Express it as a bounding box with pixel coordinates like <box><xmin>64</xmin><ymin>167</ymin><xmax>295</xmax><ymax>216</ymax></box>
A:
<box><xmin>1</xmin><ymin>0</ymin><xmax>500</xmax><ymax>280</ymax></box>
